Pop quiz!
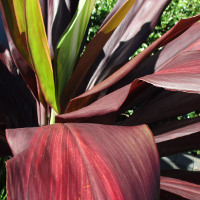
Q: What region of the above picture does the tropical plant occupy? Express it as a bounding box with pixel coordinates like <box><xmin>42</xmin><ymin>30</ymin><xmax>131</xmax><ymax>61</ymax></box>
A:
<box><xmin>1</xmin><ymin>0</ymin><xmax>200</xmax><ymax>199</ymax></box>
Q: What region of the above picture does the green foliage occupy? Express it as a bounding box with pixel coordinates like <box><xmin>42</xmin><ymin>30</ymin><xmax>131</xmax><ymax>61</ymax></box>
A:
<box><xmin>87</xmin><ymin>0</ymin><xmax>117</xmax><ymax>42</ymax></box>
<box><xmin>0</xmin><ymin>157</ymin><xmax>8</xmax><ymax>200</ymax></box>
<box><xmin>147</xmin><ymin>0</ymin><xmax>200</xmax><ymax>44</ymax></box>
<box><xmin>132</xmin><ymin>0</ymin><xmax>200</xmax><ymax>57</ymax></box>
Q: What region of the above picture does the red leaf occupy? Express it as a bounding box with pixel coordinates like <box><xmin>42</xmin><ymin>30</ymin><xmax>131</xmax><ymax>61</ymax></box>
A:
<box><xmin>140</xmin><ymin>50</ymin><xmax>200</xmax><ymax>93</ymax></box>
<box><xmin>6</xmin><ymin>123</ymin><xmax>159</xmax><ymax>199</ymax></box>
<box><xmin>82</xmin><ymin>0</ymin><xmax>172</xmax><ymax>91</ymax></box>
<box><xmin>56</xmin><ymin>80</ymin><xmax>149</xmax><ymax>124</ymax></box>
<box><xmin>67</xmin><ymin>15</ymin><xmax>200</xmax><ymax>113</ymax></box>
<box><xmin>155</xmin><ymin>121</ymin><xmax>200</xmax><ymax>157</ymax></box>
<box><xmin>161</xmin><ymin>170</ymin><xmax>200</xmax><ymax>185</ymax></box>
<box><xmin>160</xmin><ymin>176</ymin><xmax>200</xmax><ymax>200</ymax></box>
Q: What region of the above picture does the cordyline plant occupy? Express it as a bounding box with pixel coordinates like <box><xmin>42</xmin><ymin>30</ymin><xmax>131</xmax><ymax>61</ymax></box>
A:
<box><xmin>1</xmin><ymin>0</ymin><xmax>200</xmax><ymax>199</ymax></box>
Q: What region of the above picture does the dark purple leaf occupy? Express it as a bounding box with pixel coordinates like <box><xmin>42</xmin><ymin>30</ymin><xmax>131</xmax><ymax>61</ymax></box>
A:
<box><xmin>6</xmin><ymin>127</ymin><xmax>38</xmax><ymax>156</ymax></box>
<box><xmin>51</xmin><ymin>0</ymin><xmax>79</xmax><ymax>56</ymax></box>
<box><xmin>0</xmin><ymin>52</ymin><xmax>38</xmax><ymax>155</ymax></box>
<box><xmin>122</xmin><ymin>90</ymin><xmax>200</xmax><ymax>126</ymax></box>
<box><xmin>67</xmin><ymin>15</ymin><xmax>200</xmax><ymax>113</ymax></box>
<box><xmin>152</xmin><ymin>117</ymin><xmax>200</xmax><ymax>136</ymax></box>
<box><xmin>161</xmin><ymin>170</ymin><xmax>200</xmax><ymax>185</ymax></box>
<box><xmin>140</xmin><ymin>50</ymin><xmax>200</xmax><ymax>93</ymax></box>
<box><xmin>56</xmin><ymin>82</ymin><xmax>200</xmax><ymax>127</ymax></box>
<box><xmin>77</xmin><ymin>0</ymin><xmax>172</xmax><ymax>95</ymax></box>
<box><xmin>56</xmin><ymin>81</ymin><xmax>146</xmax><ymax>124</ymax></box>
<box><xmin>155</xmin><ymin>121</ymin><xmax>200</xmax><ymax>157</ymax></box>
<box><xmin>109</xmin><ymin>22</ymin><xmax>200</xmax><ymax>93</ymax></box>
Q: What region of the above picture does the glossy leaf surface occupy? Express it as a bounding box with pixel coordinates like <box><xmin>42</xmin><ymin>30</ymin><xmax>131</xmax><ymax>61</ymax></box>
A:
<box><xmin>61</xmin><ymin>0</ymin><xmax>137</xmax><ymax>112</ymax></box>
<box><xmin>67</xmin><ymin>15</ymin><xmax>200</xmax><ymax>113</ymax></box>
<box><xmin>25</xmin><ymin>0</ymin><xmax>58</xmax><ymax>112</ymax></box>
<box><xmin>83</xmin><ymin>0</ymin><xmax>172</xmax><ymax>92</ymax></box>
<box><xmin>6</xmin><ymin>123</ymin><xmax>159</xmax><ymax>200</ymax></box>
<box><xmin>160</xmin><ymin>176</ymin><xmax>200</xmax><ymax>200</ymax></box>
<box><xmin>55</xmin><ymin>0</ymin><xmax>95</xmax><ymax>106</ymax></box>
<box><xmin>155</xmin><ymin>121</ymin><xmax>200</xmax><ymax>157</ymax></box>
<box><xmin>0</xmin><ymin>0</ymin><xmax>39</xmax><ymax>99</ymax></box>
<box><xmin>0</xmin><ymin>0</ymin><xmax>31</xmax><ymax>64</ymax></box>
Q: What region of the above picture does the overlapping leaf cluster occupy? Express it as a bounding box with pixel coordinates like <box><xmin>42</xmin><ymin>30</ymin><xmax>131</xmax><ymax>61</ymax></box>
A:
<box><xmin>0</xmin><ymin>0</ymin><xmax>200</xmax><ymax>199</ymax></box>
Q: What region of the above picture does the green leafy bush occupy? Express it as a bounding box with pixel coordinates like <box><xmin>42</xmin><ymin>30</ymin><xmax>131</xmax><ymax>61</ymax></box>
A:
<box><xmin>133</xmin><ymin>0</ymin><xmax>200</xmax><ymax>57</ymax></box>
<box><xmin>87</xmin><ymin>0</ymin><xmax>117</xmax><ymax>42</ymax></box>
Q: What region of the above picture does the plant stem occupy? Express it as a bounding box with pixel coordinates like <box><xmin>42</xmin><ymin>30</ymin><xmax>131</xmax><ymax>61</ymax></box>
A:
<box><xmin>50</xmin><ymin>108</ymin><xmax>57</xmax><ymax>124</ymax></box>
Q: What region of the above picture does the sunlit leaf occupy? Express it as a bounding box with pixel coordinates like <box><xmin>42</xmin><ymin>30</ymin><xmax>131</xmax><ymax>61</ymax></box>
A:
<box><xmin>60</xmin><ymin>0</ymin><xmax>137</xmax><ymax>112</ymax></box>
<box><xmin>67</xmin><ymin>15</ymin><xmax>200</xmax><ymax>113</ymax></box>
<box><xmin>161</xmin><ymin>176</ymin><xmax>200</xmax><ymax>200</ymax></box>
<box><xmin>25</xmin><ymin>0</ymin><xmax>58</xmax><ymax>112</ymax></box>
<box><xmin>54</xmin><ymin>0</ymin><xmax>95</xmax><ymax>108</ymax></box>
<box><xmin>6</xmin><ymin>123</ymin><xmax>159</xmax><ymax>200</ymax></box>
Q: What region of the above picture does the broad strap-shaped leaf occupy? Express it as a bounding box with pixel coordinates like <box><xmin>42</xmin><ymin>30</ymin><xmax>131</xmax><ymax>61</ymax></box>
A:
<box><xmin>161</xmin><ymin>170</ymin><xmax>200</xmax><ymax>185</ymax></box>
<box><xmin>155</xmin><ymin>121</ymin><xmax>200</xmax><ymax>157</ymax></box>
<box><xmin>25</xmin><ymin>0</ymin><xmax>58</xmax><ymax>112</ymax></box>
<box><xmin>67</xmin><ymin>15</ymin><xmax>200</xmax><ymax>113</ymax></box>
<box><xmin>6</xmin><ymin>127</ymin><xmax>38</xmax><ymax>156</ymax></box>
<box><xmin>0</xmin><ymin>0</ymin><xmax>38</xmax><ymax>99</ymax></box>
<box><xmin>140</xmin><ymin>51</ymin><xmax>200</xmax><ymax>93</ymax></box>
<box><xmin>152</xmin><ymin>116</ymin><xmax>200</xmax><ymax>136</ymax></box>
<box><xmin>68</xmin><ymin>0</ymin><xmax>172</xmax><ymax>103</ymax></box>
<box><xmin>54</xmin><ymin>0</ymin><xmax>95</xmax><ymax>107</ymax></box>
<box><xmin>50</xmin><ymin>0</ymin><xmax>79</xmax><ymax>55</ymax></box>
<box><xmin>6</xmin><ymin>123</ymin><xmax>159</xmax><ymax>200</ymax></box>
<box><xmin>56</xmin><ymin>80</ymin><xmax>200</xmax><ymax>126</ymax></box>
<box><xmin>60</xmin><ymin>0</ymin><xmax>137</xmax><ymax>112</ymax></box>
<box><xmin>121</xmin><ymin>90</ymin><xmax>200</xmax><ymax>126</ymax></box>
<box><xmin>0</xmin><ymin>0</ymin><xmax>31</xmax><ymax>65</ymax></box>
<box><xmin>160</xmin><ymin>176</ymin><xmax>200</xmax><ymax>200</ymax></box>
<box><xmin>108</xmin><ymin>22</ymin><xmax>200</xmax><ymax>94</ymax></box>
<box><xmin>82</xmin><ymin>0</ymin><xmax>172</xmax><ymax>92</ymax></box>
<box><xmin>56</xmin><ymin>81</ymin><xmax>148</xmax><ymax>124</ymax></box>
<box><xmin>0</xmin><ymin>52</ymin><xmax>38</xmax><ymax>156</ymax></box>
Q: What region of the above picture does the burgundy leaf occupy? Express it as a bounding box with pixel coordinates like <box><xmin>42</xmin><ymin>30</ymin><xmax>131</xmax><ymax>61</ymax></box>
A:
<box><xmin>0</xmin><ymin>58</ymin><xmax>37</xmax><ymax>129</ymax></box>
<box><xmin>57</xmin><ymin>81</ymin><xmax>200</xmax><ymax>127</ymax></box>
<box><xmin>152</xmin><ymin>117</ymin><xmax>200</xmax><ymax>136</ymax></box>
<box><xmin>161</xmin><ymin>170</ymin><xmax>200</xmax><ymax>185</ymax></box>
<box><xmin>140</xmin><ymin>50</ymin><xmax>200</xmax><ymax>93</ymax></box>
<box><xmin>122</xmin><ymin>90</ymin><xmax>200</xmax><ymax>126</ymax></box>
<box><xmin>6</xmin><ymin>127</ymin><xmax>38</xmax><ymax>156</ymax></box>
<box><xmin>160</xmin><ymin>176</ymin><xmax>200</xmax><ymax>200</ymax></box>
<box><xmin>78</xmin><ymin>0</ymin><xmax>172</xmax><ymax>94</ymax></box>
<box><xmin>56</xmin><ymin>80</ymin><xmax>147</xmax><ymax>124</ymax></box>
<box><xmin>155</xmin><ymin>121</ymin><xmax>200</xmax><ymax>157</ymax></box>
<box><xmin>6</xmin><ymin>123</ymin><xmax>159</xmax><ymax>200</ymax></box>
<box><xmin>0</xmin><ymin>43</ymin><xmax>16</xmax><ymax>75</ymax></box>
<box><xmin>67</xmin><ymin>15</ymin><xmax>200</xmax><ymax>113</ymax></box>
<box><xmin>109</xmin><ymin>22</ymin><xmax>200</xmax><ymax>93</ymax></box>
